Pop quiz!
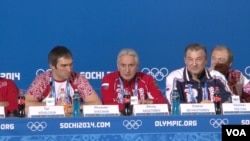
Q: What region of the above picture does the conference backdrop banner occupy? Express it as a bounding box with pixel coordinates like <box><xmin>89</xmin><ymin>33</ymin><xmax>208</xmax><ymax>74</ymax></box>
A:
<box><xmin>1</xmin><ymin>0</ymin><xmax>250</xmax><ymax>97</ymax></box>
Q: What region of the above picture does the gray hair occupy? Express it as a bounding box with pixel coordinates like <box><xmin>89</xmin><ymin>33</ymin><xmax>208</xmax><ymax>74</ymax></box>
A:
<box><xmin>117</xmin><ymin>48</ymin><xmax>139</xmax><ymax>64</ymax></box>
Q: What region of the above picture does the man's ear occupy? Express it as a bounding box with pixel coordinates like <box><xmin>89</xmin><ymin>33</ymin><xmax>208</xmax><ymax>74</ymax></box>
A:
<box><xmin>117</xmin><ymin>64</ymin><xmax>119</xmax><ymax>70</ymax></box>
<box><xmin>49</xmin><ymin>64</ymin><xmax>55</xmax><ymax>69</ymax></box>
<box><xmin>229</xmin><ymin>62</ymin><xmax>232</xmax><ymax>67</ymax></box>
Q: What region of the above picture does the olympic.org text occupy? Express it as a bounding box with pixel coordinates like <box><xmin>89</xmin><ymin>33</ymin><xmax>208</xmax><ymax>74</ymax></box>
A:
<box><xmin>0</xmin><ymin>124</ymin><xmax>14</xmax><ymax>130</ymax></box>
<box><xmin>155</xmin><ymin>120</ymin><xmax>197</xmax><ymax>127</ymax></box>
<box><xmin>60</xmin><ymin>122</ymin><xmax>111</xmax><ymax>129</ymax></box>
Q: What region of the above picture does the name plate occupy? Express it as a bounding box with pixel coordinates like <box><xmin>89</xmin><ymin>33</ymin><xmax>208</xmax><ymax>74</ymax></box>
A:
<box><xmin>231</xmin><ymin>95</ymin><xmax>240</xmax><ymax>103</ymax></box>
<box><xmin>180</xmin><ymin>103</ymin><xmax>215</xmax><ymax>115</ymax></box>
<box><xmin>83</xmin><ymin>105</ymin><xmax>120</xmax><ymax>117</ymax></box>
<box><xmin>222</xmin><ymin>103</ymin><xmax>250</xmax><ymax>115</ymax></box>
<box><xmin>28</xmin><ymin>106</ymin><xmax>65</xmax><ymax>118</ymax></box>
<box><xmin>0</xmin><ymin>106</ymin><xmax>5</xmax><ymax>118</ymax></box>
<box><xmin>133</xmin><ymin>104</ymin><xmax>169</xmax><ymax>116</ymax></box>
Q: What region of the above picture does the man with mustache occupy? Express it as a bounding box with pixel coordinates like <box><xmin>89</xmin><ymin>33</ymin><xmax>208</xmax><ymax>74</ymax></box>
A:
<box><xmin>210</xmin><ymin>45</ymin><xmax>250</xmax><ymax>102</ymax></box>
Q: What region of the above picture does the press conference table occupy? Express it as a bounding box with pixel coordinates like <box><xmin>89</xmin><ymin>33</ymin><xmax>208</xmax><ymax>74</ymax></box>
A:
<box><xmin>0</xmin><ymin>114</ymin><xmax>249</xmax><ymax>141</ymax></box>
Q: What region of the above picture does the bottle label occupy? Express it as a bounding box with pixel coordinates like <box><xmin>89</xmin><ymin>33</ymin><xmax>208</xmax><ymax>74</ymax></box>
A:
<box><xmin>123</xmin><ymin>97</ymin><xmax>130</xmax><ymax>104</ymax></box>
<box><xmin>57</xmin><ymin>88</ymin><xmax>67</xmax><ymax>104</ymax></box>
<box><xmin>18</xmin><ymin>97</ymin><xmax>25</xmax><ymax>105</ymax></box>
<box><xmin>213</xmin><ymin>96</ymin><xmax>221</xmax><ymax>103</ymax></box>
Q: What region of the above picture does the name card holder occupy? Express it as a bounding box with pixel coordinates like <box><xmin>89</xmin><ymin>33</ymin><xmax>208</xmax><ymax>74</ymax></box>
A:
<box><xmin>83</xmin><ymin>105</ymin><xmax>120</xmax><ymax>117</ymax></box>
<box><xmin>0</xmin><ymin>106</ymin><xmax>5</xmax><ymax>118</ymax></box>
<box><xmin>180</xmin><ymin>103</ymin><xmax>216</xmax><ymax>115</ymax></box>
<box><xmin>133</xmin><ymin>104</ymin><xmax>169</xmax><ymax>116</ymax></box>
<box><xmin>28</xmin><ymin>106</ymin><xmax>65</xmax><ymax>118</ymax></box>
<box><xmin>222</xmin><ymin>103</ymin><xmax>250</xmax><ymax>115</ymax></box>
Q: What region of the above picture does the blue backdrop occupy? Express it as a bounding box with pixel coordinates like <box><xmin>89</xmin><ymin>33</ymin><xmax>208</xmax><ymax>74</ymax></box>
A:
<box><xmin>1</xmin><ymin>0</ymin><xmax>250</xmax><ymax>96</ymax></box>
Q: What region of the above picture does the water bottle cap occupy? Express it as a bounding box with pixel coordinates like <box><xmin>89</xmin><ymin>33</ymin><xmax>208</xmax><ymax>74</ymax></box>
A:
<box><xmin>19</xmin><ymin>89</ymin><xmax>25</xmax><ymax>96</ymax></box>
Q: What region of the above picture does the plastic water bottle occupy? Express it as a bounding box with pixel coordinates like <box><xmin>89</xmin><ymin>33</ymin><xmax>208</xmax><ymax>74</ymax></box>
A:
<box><xmin>58</xmin><ymin>88</ymin><xmax>67</xmax><ymax>104</ymax></box>
<box><xmin>72</xmin><ymin>89</ymin><xmax>81</xmax><ymax>117</ymax></box>
<box><xmin>213</xmin><ymin>86</ymin><xmax>222</xmax><ymax>115</ymax></box>
<box><xmin>171</xmin><ymin>87</ymin><xmax>180</xmax><ymax>115</ymax></box>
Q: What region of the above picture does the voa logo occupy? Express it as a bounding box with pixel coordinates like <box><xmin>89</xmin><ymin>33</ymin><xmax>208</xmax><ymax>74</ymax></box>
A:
<box><xmin>226</xmin><ymin>128</ymin><xmax>246</xmax><ymax>137</ymax></box>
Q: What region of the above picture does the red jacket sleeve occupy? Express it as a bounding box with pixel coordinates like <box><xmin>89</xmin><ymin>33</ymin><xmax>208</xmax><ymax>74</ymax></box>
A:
<box><xmin>3</xmin><ymin>79</ymin><xmax>19</xmax><ymax>114</ymax></box>
<box><xmin>144</xmin><ymin>75</ymin><xmax>169</xmax><ymax>104</ymax></box>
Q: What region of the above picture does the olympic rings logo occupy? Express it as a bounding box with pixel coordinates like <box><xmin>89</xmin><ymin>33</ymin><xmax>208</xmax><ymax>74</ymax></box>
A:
<box><xmin>141</xmin><ymin>67</ymin><xmax>168</xmax><ymax>81</ymax></box>
<box><xmin>209</xmin><ymin>118</ymin><xmax>229</xmax><ymax>128</ymax></box>
<box><xmin>123</xmin><ymin>120</ymin><xmax>142</xmax><ymax>129</ymax></box>
<box><xmin>36</xmin><ymin>68</ymin><xmax>51</xmax><ymax>75</ymax></box>
<box><xmin>27</xmin><ymin>121</ymin><xmax>47</xmax><ymax>131</ymax></box>
<box><xmin>244</xmin><ymin>66</ymin><xmax>250</xmax><ymax>78</ymax></box>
